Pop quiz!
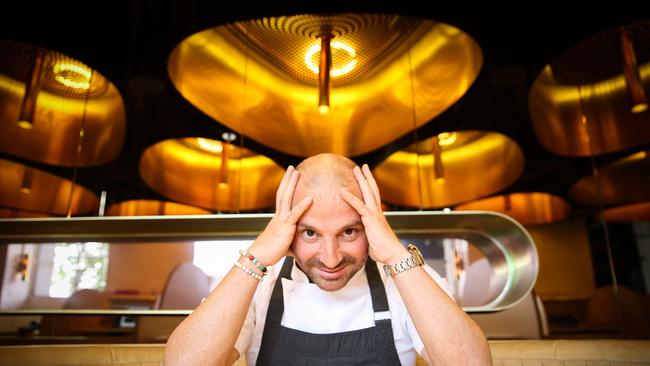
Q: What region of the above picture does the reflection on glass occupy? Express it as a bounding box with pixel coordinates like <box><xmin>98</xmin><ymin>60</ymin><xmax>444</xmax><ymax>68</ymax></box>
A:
<box><xmin>49</xmin><ymin>243</ymin><xmax>109</xmax><ymax>298</ymax></box>
<box><xmin>193</xmin><ymin>240</ymin><xmax>252</xmax><ymax>278</ymax></box>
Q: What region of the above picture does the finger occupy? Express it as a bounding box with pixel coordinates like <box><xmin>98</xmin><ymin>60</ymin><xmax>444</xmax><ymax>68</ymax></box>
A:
<box><xmin>352</xmin><ymin>166</ymin><xmax>378</xmax><ymax>211</ymax></box>
<box><xmin>275</xmin><ymin>166</ymin><xmax>294</xmax><ymax>210</ymax></box>
<box><xmin>361</xmin><ymin>164</ymin><xmax>382</xmax><ymax>209</ymax></box>
<box><xmin>279</xmin><ymin>169</ymin><xmax>301</xmax><ymax>215</ymax></box>
<box><xmin>286</xmin><ymin>196</ymin><xmax>313</xmax><ymax>223</ymax></box>
<box><xmin>339</xmin><ymin>188</ymin><xmax>369</xmax><ymax>216</ymax></box>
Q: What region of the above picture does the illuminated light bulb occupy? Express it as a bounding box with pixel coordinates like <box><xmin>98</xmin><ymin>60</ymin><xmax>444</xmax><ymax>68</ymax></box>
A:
<box><xmin>197</xmin><ymin>138</ymin><xmax>224</xmax><ymax>153</ymax></box>
<box><xmin>53</xmin><ymin>62</ymin><xmax>92</xmax><ymax>90</ymax></box>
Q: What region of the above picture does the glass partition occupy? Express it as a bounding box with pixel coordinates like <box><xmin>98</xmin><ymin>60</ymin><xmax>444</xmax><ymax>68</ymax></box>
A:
<box><xmin>0</xmin><ymin>211</ymin><xmax>538</xmax><ymax>344</ymax></box>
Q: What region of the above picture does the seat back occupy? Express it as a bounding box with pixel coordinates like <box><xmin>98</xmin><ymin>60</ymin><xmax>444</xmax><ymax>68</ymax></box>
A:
<box><xmin>158</xmin><ymin>262</ymin><xmax>210</xmax><ymax>309</ymax></box>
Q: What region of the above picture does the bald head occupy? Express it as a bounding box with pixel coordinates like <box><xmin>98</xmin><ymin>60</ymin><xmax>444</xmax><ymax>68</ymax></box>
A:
<box><xmin>292</xmin><ymin>153</ymin><xmax>362</xmax><ymax>206</ymax></box>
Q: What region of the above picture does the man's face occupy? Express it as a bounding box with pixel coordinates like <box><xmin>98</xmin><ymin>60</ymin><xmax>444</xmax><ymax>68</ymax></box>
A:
<box><xmin>291</xmin><ymin>185</ymin><xmax>368</xmax><ymax>291</ymax></box>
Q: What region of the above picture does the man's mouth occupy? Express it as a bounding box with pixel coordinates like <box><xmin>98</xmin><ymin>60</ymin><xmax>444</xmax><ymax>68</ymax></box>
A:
<box><xmin>316</xmin><ymin>265</ymin><xmax>346</xmax><ymax>279</ymax></box>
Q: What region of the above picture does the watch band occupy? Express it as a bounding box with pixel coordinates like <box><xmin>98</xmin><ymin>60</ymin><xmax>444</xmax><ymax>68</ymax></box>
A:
<box><xmin>383</xmin><ymin>244</ymin><xmax>425</xmax><ymax>277</ymax></box>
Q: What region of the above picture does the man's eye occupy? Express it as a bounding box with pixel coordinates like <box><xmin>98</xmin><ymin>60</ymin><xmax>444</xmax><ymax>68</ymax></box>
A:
<box><xmin>304</xmin><ymin>230</ymin><xmax>315</xmax><ymax>237</ymax></box>
<box><xmin>343</xmin><ymin>228</ymin><xmax>357</xmax><ymax>237</ymax></box>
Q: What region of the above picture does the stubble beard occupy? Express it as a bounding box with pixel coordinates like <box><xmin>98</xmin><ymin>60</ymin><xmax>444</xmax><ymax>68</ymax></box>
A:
<box><xmin>296</xmin><ymin>254</ymin><xmax>366</xmax><ymax>291</ymax></box>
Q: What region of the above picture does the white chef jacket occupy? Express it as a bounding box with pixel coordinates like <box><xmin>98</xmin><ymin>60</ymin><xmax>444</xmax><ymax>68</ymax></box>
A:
<box><xmin>234</xmin><ymin>257</ymin><xmax>453</xmax><ymax>366</ymax></box>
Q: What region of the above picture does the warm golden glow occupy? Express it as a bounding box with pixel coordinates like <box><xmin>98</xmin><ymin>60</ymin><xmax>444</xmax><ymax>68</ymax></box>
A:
<box><xmin>305</xmin><ymin>40</ymin><xmax>357</xmax><ymax>77</ymax></box>
<box><xmin>455</xmin><ymin>192</ymin><xmax>571</xmax><ymax>225</ymax></box>
<box><xmin>20</xmin><ymin>167</ymin><xmax>32</xmax><ymax>194</ymax></box>
<box><xmin>570</xmin><ymin>150</ymin><xmax>650</xmax><ymax>205</ymax></box>
<box><xmin>140</xmin><ymin>138</ymin><xmax>285</xmax><ymax>211</ymax></box>
<box><xmin>318</xmin><ymin>105</ymin><xmax>330</xmax><ymax>114</ymax></box>
<box><xmin>0</xmin><ymin>158</ymin><xmax>99</xmax><ymax>215</ymax></box>
<box><xmin>53</xmin><ymin>62</ymin><xmax>92</xmax><ymax>90</ymax></box>
<box><xmin>197</xmin><ymin>137</ymin><xmax>224</xmax><ymax>153</ymax></box>
<box><xmin>169</xmin><ymin>16</ymin><xmax>483</xmax><ymax>156</ymax></box>
<box><xmin>437</xmin><ymin>132</ymin><xmax>457</xmax><ymax>147</ymax></box>
<box><xmin>0</xmin><ymin>42</ymin><xmax>125</xmax><ymax>168</ymax></box>
<box><xmin>529</xmin><ymin>21</ymin><xmax>650</xmax><ymax>158</ymax></box>
<box><xmin>632</xmin><ymin>102</ymin><xmax>648</xmax><ymax>113</ymax></box>
<box><xmin>374</xmin><ymin>131</ymin><xmax>524</xmax><ymax>208</ymax></box>
<box><xmin>106</xmin><ymin>200</ymin><xmax>211</xmax><ymax>216</ymax></box>
<box><xmin>17</xmin><ymin>121</ymin><xmax>34</xmax><ymax>130</ymax></box>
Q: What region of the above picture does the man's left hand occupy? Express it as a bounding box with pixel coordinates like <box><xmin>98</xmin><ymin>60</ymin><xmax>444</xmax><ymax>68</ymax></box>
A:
<box><xmin>339</xmin><ymin>164</ymin><xmax>409</xmax><ymax>265</ymax></box>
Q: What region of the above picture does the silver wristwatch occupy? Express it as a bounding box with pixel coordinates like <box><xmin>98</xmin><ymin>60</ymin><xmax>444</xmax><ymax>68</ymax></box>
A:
<box><xmin>383</xmin><ymin>244</ymin><xmax>425</xmax><ymax>277</ymax></box>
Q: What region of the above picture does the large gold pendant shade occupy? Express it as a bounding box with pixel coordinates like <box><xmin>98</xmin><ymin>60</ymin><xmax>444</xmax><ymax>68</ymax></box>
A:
<box><xmin>529</xmin><ymin>22</ymin><xmax>649</xmax><ymax>157</ymax></box>
<box><xmin>0</xmin><ymin>40</ymin><xmax>126</xmax><ymax>167</ymax></box>
<box><xmin>602</xmin><ymin>201</ymin><xmax>650</xmax><ymax>222</ymax></box>
<box><xmin>0</xmin><ymin>158</ymin><xmax>99</xmax><ymax>216</ymax></box>
<box><xmin>106</xmin><ymin>200</ymin><xmax>211</xmax><ymax>216</ymax></box>
<box><xmin>168</xmin><ymin>14</ymin><xmax>482</xmax><ymax>157</ymax></box>
<box><xmin>373</xmin><ymin>131</ymin><xmax>524</xmax><ymax>209</ymax></box>
<box><xmin>569</xmin><ymin>150</ymin><xmax>650</xmax><ymax>206</ymax></box>
<box><xmin>139</xmin><ymin>138</ymin><xmax>285</xmax><ymax>212</ymax></box>
<box><xmin>455</xmin><ymin>192</ymin><xmax>571</xmax><ymax>226</ymax></box>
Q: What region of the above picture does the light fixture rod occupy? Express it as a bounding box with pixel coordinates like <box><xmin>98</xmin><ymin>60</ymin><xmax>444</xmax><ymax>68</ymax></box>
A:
<box><xmin>219</xmin><ymin>142</ymin><xmax>228</xmax><ymax>186</ymax></box>
<box><xmin>432</xmin><ymin>136</ymin><xmax>444</xmax><ymax>183</ymax></box>
<box><xmin>318</xmin><ymin>35</ymin><xmax>332</xmax><ymax>113</ymax></box>
<box><xmin>18</xmin><ymin>48</ymin><xmax>46</xmax><ymax>129</ymax></box>
<box><xmin>620</xmin><ymin>27</ymin><xmax>648</xmax><ymax>113</ymax></box>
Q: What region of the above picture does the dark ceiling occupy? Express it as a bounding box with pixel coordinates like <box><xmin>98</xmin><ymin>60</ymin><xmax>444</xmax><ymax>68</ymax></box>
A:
<box><xmin>0</xmin><ymin>1</ymin><xmax>644</xmax><ymax>214</ymax></box>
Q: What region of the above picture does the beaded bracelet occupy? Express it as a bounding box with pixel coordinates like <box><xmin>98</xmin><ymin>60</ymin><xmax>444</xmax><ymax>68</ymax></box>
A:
<box><xmin>234</xmin><ymin>261</ymin><xmax>263</xmax><ymax>281</ymax></box>
<box><xmin>239</xmin><ymin>250</ymin><xmax>267</xmax><ymax>273</ymax></box>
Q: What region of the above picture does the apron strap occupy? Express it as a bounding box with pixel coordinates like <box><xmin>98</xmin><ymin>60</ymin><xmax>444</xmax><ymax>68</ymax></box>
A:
<box><xmin>264</xmin><ymin>256</ymin><xmax>294</xmax><ymax>325</ymax></box>
<box><xmin>365</xmin><ymin>257</ymin><xmax>390</xmax><ymax>314</ymax></box>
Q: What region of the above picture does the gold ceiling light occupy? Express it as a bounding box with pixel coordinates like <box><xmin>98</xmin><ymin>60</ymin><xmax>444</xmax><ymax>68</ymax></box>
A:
<box><xmin>569</xmin><ymin>150</ymin><xmax>650</xmax><ymax>206</ymax></box>
<box><xmin>139</xmin><ymin>138</ymin><xmax>285</xmax><ymax>212</ymax></box>
<box><xmin>455</xmin><ymin>192</ymin><xmax>571</xmax><ymax>226</ymax></box>
<box><xmin>0</xmin><ymin>40</ymin><xmax>126</xmax><ymax>167</ymax></box>
<box><xmin>106</xmin><ymin>200</ymin><xmax>211</xmax><ymax>216</ymax></box>
<box><xmin>528</xmin><ymin>21</ymin><xmax>649</xmax><ymax>157</ymax></box>
<box><xmin>0</xmin><ymin>207</ymin><xmax>52</xmax><ymax>218</ymax></box>
<box><xmin>602</xmin><ymin>201</ymin><xmax>650</xmax><ymax>222</ymax></box>
<box><xmin>373</xmin><ymin>131</ymin><xmax>524</xmax><ymax>209</ymax></box>
<box><xmin>168</xmin><ymin>14</ymin><xmax>482</xmax><ymax>157</ymax></box>
<box><xmin>0</xmin><ymin>158</ymin><xmax>99</xmax><ymax>216</ymax></box>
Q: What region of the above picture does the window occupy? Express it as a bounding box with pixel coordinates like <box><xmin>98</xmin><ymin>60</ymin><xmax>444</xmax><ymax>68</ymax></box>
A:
<box><xmin>193</xmin><ymin>240</ymin><xmax>252</xmax><ymax>278</ymax></box>
<box><xmin>48</xmin><ymin>242</ymin><xmax>109</xmax><ymax>298</ymax></box>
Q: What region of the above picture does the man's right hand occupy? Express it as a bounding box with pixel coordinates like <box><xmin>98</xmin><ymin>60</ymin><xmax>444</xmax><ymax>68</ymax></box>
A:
<box><xmin>247</xmin><ymin>166</ymin><xmax>312</xmax><ymax>266</ymax></box>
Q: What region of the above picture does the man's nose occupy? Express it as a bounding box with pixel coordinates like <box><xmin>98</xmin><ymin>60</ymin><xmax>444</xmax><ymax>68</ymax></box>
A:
<box><xmin>320</xmin><ymin>237</ymin><xmax>343</xmax><ymax>268</ymax></box>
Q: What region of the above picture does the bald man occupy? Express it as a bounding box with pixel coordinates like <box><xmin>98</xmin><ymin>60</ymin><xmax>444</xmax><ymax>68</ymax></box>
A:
<box><xmin>165</xmin><ymin>154</ymin><xmax>491</xmax><ymax>366</ymax></box>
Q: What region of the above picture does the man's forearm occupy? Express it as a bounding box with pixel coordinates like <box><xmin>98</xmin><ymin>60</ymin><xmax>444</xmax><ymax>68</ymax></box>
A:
<box><xmin>392</xmin><ymin>266</ymin><xmax>492</xmax><ymax>366</ymax></box>
<box><xmin>164</xmin><ymin>258</ymin><xmax>259</xmax><ymax>366</ymax></box>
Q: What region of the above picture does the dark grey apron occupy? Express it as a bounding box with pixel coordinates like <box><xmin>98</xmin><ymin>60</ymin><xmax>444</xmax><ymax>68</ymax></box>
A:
<box><xmin>256</xmin><ymin>256</ymin><xmax>402</xmax><ymax>366</ymax></box>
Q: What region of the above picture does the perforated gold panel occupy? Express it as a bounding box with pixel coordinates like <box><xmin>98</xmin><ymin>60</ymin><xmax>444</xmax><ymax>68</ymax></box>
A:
<box><xmin>229</xmin><ymin>14</ymin><xmax>420</xmax><ymax>87</ymax></box>
<box><xmin>169</xmin><ymin>13</ymin><xmax>482</xmax><ymax>157</ymax></box>
<box><xmin>0</xmin><ymin>41</ymin><xmax>125</xmax><ymax>167</ymax></box>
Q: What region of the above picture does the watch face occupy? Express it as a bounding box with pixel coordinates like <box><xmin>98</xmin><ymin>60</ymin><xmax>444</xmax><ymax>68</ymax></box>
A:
<box><xmin>408</xmin><ymin>244</ymin><xmax>425</xmax><ymax>264</ymax></box>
